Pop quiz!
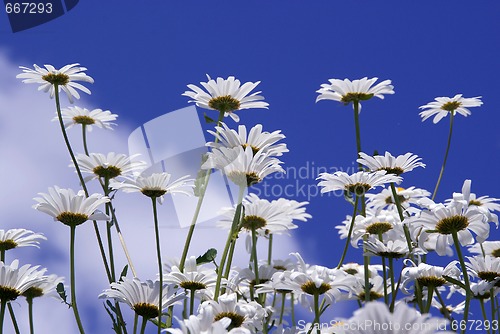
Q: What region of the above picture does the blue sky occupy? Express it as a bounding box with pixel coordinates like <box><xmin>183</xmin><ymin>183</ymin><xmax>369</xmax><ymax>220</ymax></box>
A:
<box><xmin>1</xmin><ymin>1</ymin><xmax>500</xmax><ymax>333</ymax></box>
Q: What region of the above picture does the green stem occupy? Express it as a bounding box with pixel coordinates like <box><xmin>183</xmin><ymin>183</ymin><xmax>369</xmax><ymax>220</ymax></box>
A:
<box><xmin>352</xmin><ymin>100</ymin><xmax>363</xmax><ymax>168</ymax></box>
<box><xmin>133</xmin><ymin>314</ymin><xmax>138</xmax><ymax>334</ymax></box>
<box><xmin>179</xmin><ymin>111</ymin><xmax>225</xmax><ymax>271</ymax></box>
<box><xmin>380</xmin><ymin>249</ymin><xmax>388</xmax><ymax>304</ymax></box>
<box><xmin>424</xmin><ymin>285</ymin><xmax>434</xmax><ymax>313</ymax></box>
<box><xmin>139</xmin><ymin>316</ymin><xmax>147</xmax><ymax>334</ymax></box>
<box><xmin>451</xmin><ymin>230</ymin><xmax>471</xmax><ymax>334</ymax></box>
<box><xmin>69</xmin><ymin>226</ymin><xmax>86</xmax><ymax>334</ymax></box>
<box><xmin>82</xmin><ymin>124</ymin><xmax>89</xmax><ymax>155</ymax></box>
<box><xmin>107</xmin><ymin>200</ymin><xmax>137</xmax><ymax>278</ymax></box>
<box><xmin>431</xmin><ymin>112</ymin><xmax>454</xmax><ymax>201</ymax></box>
<box><xmin>251</xmin><ymin>226</ymin><xmax>260</xmax><ymax>297</ymax></box>
<box><xmin>363</xmin><ymin>234</ymin><xmax>370</xmax><ymax>302</ymax></box>
<box><xmin>54</xmin><ymin>87</ymin><xmax>112</xmax><ymax>283</ymax></box>
<box><xmin>0</xmin><ymin>300</ymin><xmax>6</xmax><ymax>334</ymax></box>
<box><xmin>291</xmin><ymin>293</ymin><xmax>296</xmax><ymax>326</ymax></box>
<box><xmin>388</xmin><ymin>257</ymin><xmax>395</xmax><ymax>300</ymax></box>
<box><xmin>313</xmin><ymin>293</ymin><xmax>320</xmax><ymax>334</ymax></box>
<box><xmin>7</xmin><ymin>304</ymin><xmax>19</xmax><ymax>334</ymax></box>
<box><xmin>151</xmin><ymin>198</ymin><xmax>163</xmax><ymax>334</ymax></box>
<box><xmin>28</xmin><ymin>298</ymin><xmax>34</xmax><ymax>334</ymax></box>
<box><xmin>480</xmin><ymin>299</ymin><xmax>491</xmax><ymax>334</ymax></box>
<box><xmin>267</xmin><ymin>235</ymin><xmax>273</xmax><ymax>265</ymax></box>
<box><xmin>214</xmin><ymin>186</ymin><xmax>246</xmax><ymax>300</ymax></box>
<box><xmin>390</xmin><ymin>183</ymin><xmax>413</xmax><ymax>255</ymax></box>
<box><xmin>190</xmin><ymin>289</ymin><xmax>195</xmax><ymax>316</ymax></box>
<box><xmin>337</xmin><ymin>196</ymin><xmax>359</xmax><ymax>269</ymax></box>
<box><xmin>279</xmin><ymin>292</ymin><xmax>286</xmax><ymax>325</ymax></box>
<box><xmin>434</xmin><ymin>287</ymin><xmax>451</xmax><ymax>320</ymax></box>
<box><xmin>223</xmin><ymin>238</ymin><xmax>237</xmax><ymax>280</ymax></box>
<box><xmin>491</xmin><ymin>288</ymin><xmax>496</xmax><ymax>324</ymax></box>
<box><xmin>390</xmin><ymin>264</ymin><xmax>404</xmax><ymax>312</ymax></box>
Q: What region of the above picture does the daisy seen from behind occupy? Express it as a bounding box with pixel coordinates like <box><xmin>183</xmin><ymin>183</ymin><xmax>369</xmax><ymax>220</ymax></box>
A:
<box><xmin>183</xmin><ymin>75</ymin><xmax>268</xmax><ymax>122</ymax></box>
<box><xmin>17</xmin><ymin>63</ymin><xmax>94</xmax><ymax>103</ymax></box>
<box><xmin>419</xmin><ymin>94</ymin><xmax>482</xmax><ymax>124</ymax></box>
<box><xmin>58</xmin><ymin>106</ymin><xmax>118</xmax><ymax>131</ymax></box>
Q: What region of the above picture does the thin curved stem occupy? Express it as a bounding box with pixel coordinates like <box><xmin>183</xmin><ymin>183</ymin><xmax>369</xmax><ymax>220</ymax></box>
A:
<box><xmin>267</xmin><ymin>235</ymin><xmax>273</xmax><ymax>265</ymax></box>
<box><xmin>151</xmin><ymin>198</ymin><xmax>163</xmax><ymax>334</ymax></box>
<box><xmin>7</xmin><ymin>304</ymin><xmax>20</xmax><ymax>334</ymax></box>
<box><xmin>251</xmin><ymin>226</ymin><xmax>260</xmax><ymax>295</ymax></box>
<box><xmin>337</xmin><ymin>195</ymin><xmax>359</xmax><ymax>269</ymax></box>
<box><xmin>390</xmin><ymin>183</ymin><xmax>413</xmax><ymax>254</ymax></box>
<box><xmin>0</xmin><ymin>300</ymin><xmax>6</xmax><ymax>334</ymax></box>
<box><xmin>82</xmin><ymin>124</ymin><xmax>89</xmax><ymax>156</ymax></box>
<box><xmin>432</xmin><ymin>112</ymin><xmax>454</xmax><ymax>201</ymax></box>
<box><xmin>279</xmin><ymin>292</ymin><xmax>286</xmax><ymax>325</ymax></box>
<box><xmin>214</xmin><ymin>186</ymin><xmax>246</xmax><ymax>301</ymax></box>
<box><xmin>54</xmin><ymin>87</ymin><xmax>112</xmax><ymax>282</ymax></box>
<box><xmin>69</xmin><ymin>226</ymin><xmax>86</xmax><ymax>334</ymax></box>
<box><xmin>179</xmin><ymin>111</ymin><xmax>225</xmax><ymax>271</ymax></box>
<box><xmin>451</xmin><ymin>230</ymin><xmax>471</xmax><ymax>334</ymax></box>
<box><xmin>424</xmin><ymin>285</ymin><xmax>434</xmax><ymax>313</ymax></box>
<box><xmin>28</xmin><ymin>298</ymin><xmax>34</xmax><ymax>334</ymax></box>
<box><xmin>353</xmin><ymin>100</ymin><xmax>362</xmax><ymax>169</ymax></box>
<box><xmin>480</xmin><ymin>299</ymin><xmax>491</xmax><ymax>334</ymax></box>
<box><xmin>139</xmin><ymin>316</ymin><xmax>147</xmax><ymax>334</ymax></box>
<box><xmin>133</xmin><ymin>313</ymin><xmax>138</xmax><ymax>334</ymax></box>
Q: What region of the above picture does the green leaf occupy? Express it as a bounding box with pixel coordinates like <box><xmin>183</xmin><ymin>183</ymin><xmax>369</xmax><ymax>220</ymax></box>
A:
<box><xmin>119</xmin><ymin>265</ymin><xmax>128</xmax><ymax>280</ymax></box>
<box><xmin>443</xmin><ymin>275</ymin><xmax>466</xmax><ymax>290</ymax></box>
<box><xmin>56</xmin><ymin>282</ymin><xmax>70</xmax><ymax>307</ymax></box>
<box><xmin>196</xmin><ymin>248</ymin><xmax>217</xmax><ymax>265</ymax></box>
<box><xmin>103</xmin><ymin>302</ymin><xmax>121</xmax><ymax>333</ymax></box>
<box><xmin>425</xmin><ymin>229</ymin><xmax>438</xmax><ymax>234</ymax></box>
<box><xmin>204</xmin><ymin>113</ymin><xmax>215</xmax><ymax>124</ymax></box>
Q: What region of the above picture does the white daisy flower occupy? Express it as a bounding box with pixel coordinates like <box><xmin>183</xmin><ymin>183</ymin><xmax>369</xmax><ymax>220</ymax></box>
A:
<box><xmin>168</xmin><ymin>315</ymin><xmax>249</xmax><ymax>334</ymax></box>
<box><xmin>0</xmin><ymin>260</ymin><xmax>47</xmax><ymax>302</ymax></box>
<box><xmin>202</xmin><ymin>146</ymin><xmax>284</xmax><ymax>187</ymax></box>
<box><xmin>254</xmin><ymin>271</ymin><xmax>295</xmax><ymax>295</ymax></box>
<box><xmin>23</xmin><ymin>274</ymin><xmax>64</xmax><ymax>300</ymax></box>
<box><xmin>99</xmin><ymin>277</ymin><xmax>184</xmax><ymax>319</ymax></box>
<box><xmin>364</xmin><ymin>238</ymin><xmax>409</xmax><ymax>258</ymax></box>
<box><xmin>74</xmin><ymin>152</ymin><xmax>147</xmax><ymax>181</ymax></box>
<box><xmin>57</xmin><ymin>106</ymin><xmax>118</xmax><ymax>131</ymax></box>
<box><xmin>419</xmin><ymin>94</ymin><xmax>483</xmax><ymax>124</ymax></box>
<box><xmin>339</xmin><ymin>263</ymin><xmax>382</xmax><ymax>279</ymax></box>
<box><xmin>344</xmin><ymin>211</ymin><xmax>404</xmax><ymax>248</ymax></box>
<box><xmin>207</xmin><ymin>123</ymin><xmax>288</xmax><ymax>157</ymax></box>
<box><xmin>342</xmin><ymin>301</ymin><xmax>455</xmax><ymax>334</ymax></box>
<box><xmin>447</xmin><ymin>179</ymin><xmax>500</xmax><ymax>226</ymax></box>
<box><xmin>366</xmin><ymin>186</ymin><xmax>430</xmax><ymax>211</ymax></box>
<box><xmin>183</xmin><ymin>75</ymin><xmax>269</xmax><ymax>122</ymax></box>
<box><xmin>198</xmin><ymin>293</ymin><xmax>267</xmax><ymax>332</ymax></box>
<box><xmin>236</xmin><ymin>264</ymin><xmax>277</xmax><ymax>289</ymax></box>
<box><xmin>163</xmin><ymin>256</ymin><xmax>218</xmax><ymax>300</ymax></box>
<box><xmin>218</xmin><ymin>194</ymin><xmax>310</xmax><ymax>235</ymax></box>
<box><xmin>110</xmin><ymin>173</ymin><xmax>194</xmax><ymax>204</ymax></box>
<box><xmin>401</xmin><ymin>262</ymin><xmax>461</xmax><ymax>294</ymax></box>
<box><xmin>17</xmin><ymin>63</ymin><xmax>94</xmax><ymax>103</ymax></box>
<box><xmin>469</xmin><ymin>241</ymin><xmax>500</xmax><ymax>258</ymax></box>
<box><xmin>414</xmin><ymin>201</ymin><xmax>490</xmax><ymax>256</ymax></box>
<box><xmin>316</xmin><ymin>77</ymin><xmax>394</xmax><ymax>109</ymax></box>
<box><xmin>317</xmin><ymin>170</ymin><xmax>402</xmax><ymax>196</ymax></box>
<box><xmin>357</xmin><ymin>151</ymin><xmax>425</xmax><ymax>175</ymax></box>
<box><xmin>289</xmin><ymin>268</ymin><xmax>355</xmax><ymax>305</ymax></box>
<box><xmin>33</xmin><ymin>186</ymin><xmax>109</xmax><ymax>227</ymax></box>
<box><xmin>465</xmin><ymin>255</ymin><xmax>500</xmax><ymax>284</ymax></box>
<box><xmin>0</xmin><ymin>229</ymin><xmax>46</xmax><ymax>252</ymax></box>
<box><xmin>352</xmin><ymin>274</ymin><xmax>387</xmax><ymax>302</ymax></box>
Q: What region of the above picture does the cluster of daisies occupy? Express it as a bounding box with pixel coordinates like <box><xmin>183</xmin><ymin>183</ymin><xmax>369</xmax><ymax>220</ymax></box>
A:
<box><xmin>5</xmin><ymin>63</ymin><xmax>496</xmax><ymax>334</ymax></box>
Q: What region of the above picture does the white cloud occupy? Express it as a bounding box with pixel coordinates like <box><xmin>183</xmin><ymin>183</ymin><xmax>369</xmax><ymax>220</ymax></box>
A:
<box><xmin>0</xmin><ymin>53</ymin><xmax>304</xmax><ymax>333</ymax></box>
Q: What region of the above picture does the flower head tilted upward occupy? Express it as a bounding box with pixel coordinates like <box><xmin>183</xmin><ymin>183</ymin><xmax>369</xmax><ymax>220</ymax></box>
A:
<box><xmin>316</xmin><ymin>77</ymin><xmax>394</xmax><ymax>109</ymax></box>
<box><xmin>317</xmin><ymin>170</ymin><xmax>402</xmax><ymax>196</ymax></box>
<box><xmin>183</xmin><ymin>75</ymin><xmax>268</xmax><ymax>122</ymax></box>
<box><xmin>419</xmin><ymin>94</ymin><xmax>483</xmax><ymax>123</ymax></box>
<box><xmin>33</xmin><ymin>186</ymin><xmax>109</xmax><ymax>227</ymax></box>
<box><xmin>17</xmin><ymin>63</ymin><xmax>94</xmax><ymax>103</ymax></box>
<box><xmin>357</xmin><ymin>151</ymin><xmax>425</xmax><ymax>176</ymax></box>
<box><xmin>110</xmin><ymin>173</ymin><xmax>194</xmax><ymax>204</ymax></box>
<box><xmin>57</xmin><ymin>106</ymin><xmax>118</xmax><ymax>131</ymax></box>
